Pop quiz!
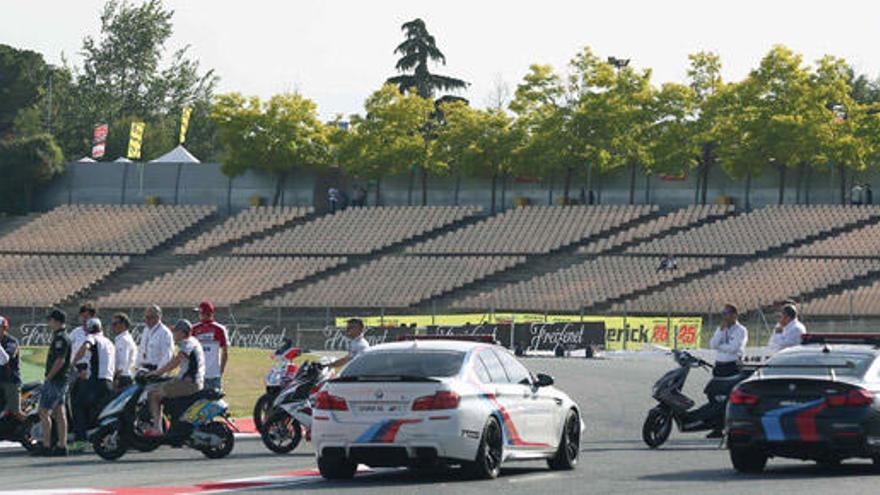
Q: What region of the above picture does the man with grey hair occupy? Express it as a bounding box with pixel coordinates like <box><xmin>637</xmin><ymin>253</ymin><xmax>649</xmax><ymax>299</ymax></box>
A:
<box><xmin>768</xmin><ymin>304</ymin><xmax>806</xmax><ymax>354</ymax></box>
<box><xmin>138</xmin><ymin>305</ymin><xmax>174</xmax><ymax>374</ymax></box>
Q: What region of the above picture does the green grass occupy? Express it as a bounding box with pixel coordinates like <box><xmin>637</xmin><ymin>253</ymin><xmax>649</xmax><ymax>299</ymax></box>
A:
<box><xmin>21</xmin><ymin>347</ymin><xmax>272</xmax><ymax>418</ymax></box>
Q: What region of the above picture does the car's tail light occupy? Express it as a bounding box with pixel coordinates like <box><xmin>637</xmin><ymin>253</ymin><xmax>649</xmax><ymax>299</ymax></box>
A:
<box><xmin>315</xmin><ymin>391</ymin><xmax>348</xmax><ymax>411</ymax></box>
<box><xmin>827</xmin><ymin>389</ymin><xmax>874</xmax><ymax>407</ymax></box>
<box><xmin>730</xmin><ymin>387</ymin><xmax>760</xmax><ymax>405</ymax></box>
<box><xmin>412</xmin><ymin>391</ymin><xmax>461</xmax><ymax>411</ymax></box>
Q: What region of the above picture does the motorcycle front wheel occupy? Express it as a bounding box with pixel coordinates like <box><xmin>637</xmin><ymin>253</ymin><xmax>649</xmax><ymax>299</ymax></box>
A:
<box><xmin>92</xmin><ymin>424</ymin><xmax>128</xmax><ymax>461</ymax></box>
<box><xmin>260</xmin><ymin>411</ymin><xmax>302</xmax><ymax>454</ymax></box>
<box><xmin>642</xmin><ymin>407</ymin><xmax>673</xmax><ymax>449</ymax></box>
<box><xmin>19</xmin><ymin>415</ymin><xmax>41</xmax><ymax>451</ymax></box>
<box><xmin>253</xmin><ymin>394</ymin><xmax>275</xmax><ymax>433</ymax></box>
<box><xmin>199</xmin><ymin>422</ymin><xmax>235</xmax><ymax>459</ymax></box>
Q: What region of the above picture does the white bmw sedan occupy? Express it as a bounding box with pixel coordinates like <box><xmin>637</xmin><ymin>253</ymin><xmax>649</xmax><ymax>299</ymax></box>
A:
<box><xmin>312</xmin><ymin>338</ymin><xmax>583</xmax><ymax>480</ymax></box>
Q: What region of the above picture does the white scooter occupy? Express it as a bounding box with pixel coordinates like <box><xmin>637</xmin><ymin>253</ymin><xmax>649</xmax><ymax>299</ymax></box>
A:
<box><xmin>259</xmin><ymin>358</ymin><xmax>333</xmax><ymax>454</ymax></box>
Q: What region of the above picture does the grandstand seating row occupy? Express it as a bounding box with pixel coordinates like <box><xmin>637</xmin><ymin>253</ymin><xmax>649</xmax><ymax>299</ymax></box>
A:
<box><xmin>3</xmin><ymin>204</ymin><xmax>880</xmax><ymax>315</ymax></box>
<box><xmin>629</xmin><ymin>205</ymin><xmax>880</xmax><ymax>256</ymax></box>
<box><xmin>454</xmin><ymin>256</ymin><xmax>724</xmax><ymax>312</ymax></box>
<box><xmin>265</xmin><ymin>256</ymin><xmax>525</xmax><ymax>308</ymax></box>
<box><xmin>409</xmin><ymin>205</ymin><xmax>657</xmax><ymax>254</ymax></box>
<box><xmin>806</xmin><ymin>280</ymin><xmax>880</xmax><ymax>316</ymax></box>
<box><xmin>175</xmin><ymin>206</ymin><xmax>313</xmax><ymax>255</ymax></box>
<box><xmin>0</xmin><ymin>204</ymin><xmax>214</xmax><ymax>255</ymax></box>
<box><xmin>235</xmin><ymin>206</ymin><xmax>481</xmax><ymax>255</ymax></box>
<box><xmin>0</xmin><ymin>255</ymin><xmax>128</xmax><ymax>306</ymax></box>
<box><xmin>614</xmin><ymin>258</ymin><xmax>880</xmax><ymax>314</ymax></box>
<box><xmin>96</xmin><ymin>256</ymin><xmax>345</xmax><ymax>308</ymax></box>
<box><xmin>580</xmin><ymin>205</ymin><xmax>733</xmax><ymax>255</ymax></box>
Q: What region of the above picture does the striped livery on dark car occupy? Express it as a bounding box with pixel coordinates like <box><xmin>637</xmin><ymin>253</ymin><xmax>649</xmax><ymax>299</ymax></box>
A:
<box><xmin>726</xmin><ymin>334</ymin><xmax>880</xmax><ymax>473</ymax></box>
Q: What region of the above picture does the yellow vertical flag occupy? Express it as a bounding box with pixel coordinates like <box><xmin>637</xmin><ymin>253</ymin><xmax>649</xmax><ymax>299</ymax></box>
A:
<box><xmin>179</xmin><ymin>106</ymin><xmax>193</xmax><ymax>144</ymax></box>
<box><xmin>127</xmin><ymin>121</ymin><xmax>146</xmax><ymax>159</ymax></box>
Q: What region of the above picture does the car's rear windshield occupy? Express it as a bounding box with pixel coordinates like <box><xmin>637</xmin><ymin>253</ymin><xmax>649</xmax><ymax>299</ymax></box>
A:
<box><xmin>340</xmin><ymin>351</ymin><xmax>466</xmax><ymax>378</ymax></box>
<box><xmin>763</xmin><ymin>351</ymin><xmax>874</xmax><ymax>378</ymax></box>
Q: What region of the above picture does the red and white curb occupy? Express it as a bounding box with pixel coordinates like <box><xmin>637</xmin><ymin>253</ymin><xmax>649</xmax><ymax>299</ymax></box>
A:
<box><xmin>0</xmin><ymin>467</ymin><xmax>378</xmax><ymax>495</ymax></box>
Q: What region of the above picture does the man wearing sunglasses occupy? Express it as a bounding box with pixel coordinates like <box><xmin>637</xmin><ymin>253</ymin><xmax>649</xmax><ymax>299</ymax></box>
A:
<box><xmin>709</xmin><ymin>304</ymin><xmax>748</xmax><ymax>377</ymax></box>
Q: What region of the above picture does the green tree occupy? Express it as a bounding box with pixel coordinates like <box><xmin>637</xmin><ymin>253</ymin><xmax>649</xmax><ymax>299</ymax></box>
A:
<box><xmin>212</xmin><ymin>92</ymin><xmax>331</xmax><ymax>205</ymax></box>
<box><xmin>687</xmin><ymin>51</ymin><xmax>724</xmax><ymax>204</ymax></box>
<box><xmin>337</xmin><ymin>85</ymin><xmax>437</xmax><ymax>205</ymax></box>
<box><xmin>0</xmin><ymin>134</ymin><xmax>64</xmax><ymax>212</ymax></box>
<box><xmin>435</xmin><ymin>101</ymin><xmax>522</xmax><ymax>212</ymax></box>
<box><xmin>63</xmin><ymin>0</ymin><xmax>218</xmax><ymax>160</ymax></box>
<box><xmin>0</xmin><ymin>44</ymin><xmax>53</xmax><ymax>138</ymax></box>
<box><xmin>387</xmin><ymin>19</ymin><xmax>468</xmax><ymax>99</ymax></box>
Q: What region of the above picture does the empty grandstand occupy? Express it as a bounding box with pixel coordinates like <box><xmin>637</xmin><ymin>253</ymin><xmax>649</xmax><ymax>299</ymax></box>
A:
<box><xmin>409</xmin><ymin>205</ymin><xmax>657</xmax><ymax>255</ymax></box>
<box><xmin>0</xmin><ymin>255</ymin><xmax>128</xmax><ymax>306</ymax></box>
<box><xmin>266</xmin><ymin>255</ymin><xmax>524</xmax><ymax>308</ymax></box>
<box><xmin>97</xmin><ymin>256</ymin><xmax>345</xmax><ymax>308</ymax></box>
<box><xmin>580</xmin><ymin>205</ymin><xmax>733</xmax><ymax>255</ymax></box>
<box><xmin>234</xmin><ymin>206</ymin><xmax>481</xmax><ymax>255</ymax></box>
<box><xmin>0</xmin><ymin>204</ymin><xmax>215</xmax><ymax>255</ymax></box>
<box><xmin>628</xmin><ymin>205</ymin><xmax>880</xmax><ymax>256</ymax></box>
<box><xmin>454</xmin><ymin>256</ymin><xmax>724</xmax><ymax>312</ymax></box>
<box><xmin>615</xmin><ymin>258</ymin><xmax>880</xmax><ymax>315</ymax></box>
<box><xmin>805</xmin><ymin>281</ymin><xmax>880</xmax><ymax>317</ymax></box>
<box><xmin>175</xmin><ymin>206</ymin><xmax>313</xmax><ymax>255</ymax></box>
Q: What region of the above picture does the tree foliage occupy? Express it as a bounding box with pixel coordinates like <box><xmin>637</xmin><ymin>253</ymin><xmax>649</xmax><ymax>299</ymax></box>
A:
<box><xmin>387</xmin><ymin>19</ymin><xmax>468</xmax><ymax>99</ymax></box>
<box><xmin>212</xmin><ymin>92</ymin><xmax>331</xmax><ymax>205</ymax></box>
<box><xmin>0</xmin><ymin>134</ymin><xmax>64</xmax><ymax>212</ymax></box>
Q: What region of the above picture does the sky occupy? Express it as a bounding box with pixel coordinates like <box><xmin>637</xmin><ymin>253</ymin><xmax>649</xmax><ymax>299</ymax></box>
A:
<box><xmin>3</xmin><ymin>0</ymin><xmax>879</xmax><ymax>119</ymax></box>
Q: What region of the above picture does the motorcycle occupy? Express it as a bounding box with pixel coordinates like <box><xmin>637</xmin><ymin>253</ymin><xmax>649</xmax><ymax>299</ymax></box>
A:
<box><xmin>89</xmin><ymin>375</ymin><xmax>235</xmax><ymax>460</ymax></box>
<box><xmin>260</xmin><ymin>358</ymin><xmax>333</xmax><ymax>454</ymax></box>
<box><xmin>642</xmin><ymin>350</ymin><xmax>753</xmax><ymax>448</ymax></box>
<box><xmin>0</xmin><ymin>381</ymin><xmax>42</xmax><ymax>450</ymax></box>
<box><xmin>253</xmin><ymin>338</ymin><xmax>302</xmax><ymax>433</ymax></box>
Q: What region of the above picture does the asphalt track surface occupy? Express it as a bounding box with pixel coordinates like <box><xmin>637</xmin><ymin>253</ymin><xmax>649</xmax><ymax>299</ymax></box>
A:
<box><xmin>3</xmin><ymin>353</ymin><xmax>880</xmax><ymax>494</ymax></box>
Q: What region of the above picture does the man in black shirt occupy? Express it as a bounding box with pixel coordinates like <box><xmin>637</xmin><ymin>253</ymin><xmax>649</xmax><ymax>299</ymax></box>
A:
<box><xmin>0</xmin><ymin>316</ymin><xmax>21</xmax><ymax>419</ymax></box>
<box><xmin>34</xmin><ymin>309</ymin><xmax>72</xmax><ymax>457</ymax></box>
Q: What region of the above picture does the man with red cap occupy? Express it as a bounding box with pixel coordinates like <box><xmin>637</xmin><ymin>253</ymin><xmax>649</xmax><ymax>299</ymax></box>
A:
<box><xmin>191</xmin><ymin>301</ymin><xmax>228</xmax><ymax>391</ymax></box>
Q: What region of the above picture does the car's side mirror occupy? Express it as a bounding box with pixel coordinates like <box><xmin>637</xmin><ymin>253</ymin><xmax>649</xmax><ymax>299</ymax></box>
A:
<box><xmin>535</xmin><ymin>373</ymin><xmax>554</xmax><ymax>388</ymax></box>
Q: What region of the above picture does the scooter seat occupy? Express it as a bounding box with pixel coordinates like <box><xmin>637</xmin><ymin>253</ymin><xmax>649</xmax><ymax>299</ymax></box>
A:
<box><xmin>21</xmin><ymin>381</ymin><xmax>41</xmax><ymax>393</ymax></box>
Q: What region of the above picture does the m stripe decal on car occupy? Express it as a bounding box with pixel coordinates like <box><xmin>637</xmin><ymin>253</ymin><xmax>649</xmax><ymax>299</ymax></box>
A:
<box><xmin>355</xmin><ymin>419</ymin><xmax>422</xmax><ymax>443</ymax></box>
<box><xmin>761</xmin><ymin>399</ymin><xmax>824</xmax><ymax>441</ymax></box>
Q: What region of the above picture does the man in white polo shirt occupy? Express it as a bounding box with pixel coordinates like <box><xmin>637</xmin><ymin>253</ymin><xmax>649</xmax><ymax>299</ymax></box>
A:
<box><xmin>111</xmin><ymin>313</ymin><xmax>137</xmax><ymax>391</ymax></box>
<box><xmin>768</xmin><ymin>304</ymin><xmax>806</xmax><ymax>354</ymax></box>
<box><xmin>709</xmin><ymin>303</ymin><xmax>748</xmax><ymax>378</ymax></box>
<box><xmin>138</xmin><ymin>305</ymin><xmax>174</xmax><ymax>375</ymax></box>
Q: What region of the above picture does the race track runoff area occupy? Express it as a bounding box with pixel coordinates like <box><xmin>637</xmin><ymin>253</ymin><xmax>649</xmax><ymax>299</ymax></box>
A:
<box><xmin>2</xmin><ymin>354</ymin><xmax>880</xmax><ymax>495</ymax></box>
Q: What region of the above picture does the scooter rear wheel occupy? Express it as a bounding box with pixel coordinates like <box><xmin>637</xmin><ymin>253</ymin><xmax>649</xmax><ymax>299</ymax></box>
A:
<box><xmin>642</xmin><ymin>407</ymin><xmax>673</xmax><ymax>449</ymax></box>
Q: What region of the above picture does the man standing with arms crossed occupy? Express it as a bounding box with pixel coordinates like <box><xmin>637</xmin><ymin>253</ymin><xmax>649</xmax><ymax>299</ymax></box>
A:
<box><xmin>138</xmin><ymin>305</ymin><xmax>174</xmax><ymax>375</ymax></box>
<box><xmin>709</xmin><ymin>304</ymin><xmax>748</xmax><ymax>378</ymax></box>
<box><xmin>192</xmin><ymin>301</ymin><xmax>228</xmax><ymax>391</ymax></box>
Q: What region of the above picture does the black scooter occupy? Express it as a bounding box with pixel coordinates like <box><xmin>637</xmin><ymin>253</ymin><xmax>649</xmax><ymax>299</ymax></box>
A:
<box><xmin>642</xmin><ymin>350</ymin><xmax>752</xmax><ymax>448</ymax></box>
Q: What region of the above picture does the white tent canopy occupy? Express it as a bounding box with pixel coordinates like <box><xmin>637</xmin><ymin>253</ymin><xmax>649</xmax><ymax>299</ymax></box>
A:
<box><xmin>114</xmin><ymin>157</ymin><xmax>133</xmax><ymax>163</ymax></box>
<box><xmin>149</xmin><ymin>145</ymin><xmax>200</xmax><ymax>163</ymax></box>
<box><xmin>77</xmin><ymin>156</ymin><xmax>96</xmax><ymax>163</ymax></box>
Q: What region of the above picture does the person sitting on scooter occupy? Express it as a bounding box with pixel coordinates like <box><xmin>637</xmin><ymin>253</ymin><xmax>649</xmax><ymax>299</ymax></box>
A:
<box><xmin>144</xmin><ymin>319</ymin><xmax>205</xmax><ymax>436</ymax></box>
<box><xmin>0</xmin><ymin>316</ymin><xmax>22</xmax><ymax>420</ymax></box>
<box><xmin>768</xmin><ymin>304</ymin><xmax>805</xmax><ymax>354</ymax></box>
<box><xmin>709</xmin><ymin>304</ymin><xmax>748</xmax><ymax>378</ymax></box>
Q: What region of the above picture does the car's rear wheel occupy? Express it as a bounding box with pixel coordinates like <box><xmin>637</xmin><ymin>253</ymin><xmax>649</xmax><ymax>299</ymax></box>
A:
<box><xmin>548</xmin><ymin>409</ymin><xmax>580</xmax><ymax>470</ymax></box>
<box><xmin>642</xmin><ymin>407</ymin><xmax>673</xmax><ymax>448</ymax></box>
<box><xmin>318</xmin><ymin>455</ymin><xmax>358</xmax><ymax>480</ymax></box>
<box><xmin>462</xmin><ymin>416</ymin><xmax>503</xmax><ymax>479</ymax></box>
<box><xmin>730</xmin><ymin>446</ymin><xmax>767</xmax><ymax>473</ymax></box>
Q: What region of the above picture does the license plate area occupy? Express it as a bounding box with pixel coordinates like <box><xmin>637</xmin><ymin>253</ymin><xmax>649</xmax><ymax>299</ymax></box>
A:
<box><xmin>351</xmin><ymin>401</ymin><xmax>409</xmax><ymax>415</ymax></box>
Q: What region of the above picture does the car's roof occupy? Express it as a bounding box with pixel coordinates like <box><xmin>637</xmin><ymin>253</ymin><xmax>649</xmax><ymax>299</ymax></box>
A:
<box><xmin>778</xmin><ymin>344</ymin><xmax>880</xmax><ymax>357</ymax></box>
<box><xmin>364</xmin><ymin>339</ymin><xmax>500</xmax><ymax>353</ymax></box>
